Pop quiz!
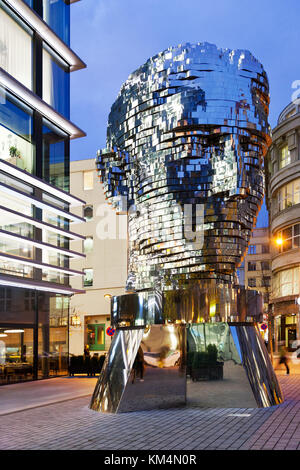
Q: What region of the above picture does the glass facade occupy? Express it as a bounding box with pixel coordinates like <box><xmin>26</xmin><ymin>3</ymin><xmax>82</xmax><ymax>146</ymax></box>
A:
<box><xmin>0</xmin><ymin>287</ymin><xmax>69</xmax><ymax>385</ymax></box>
<box><xmin>0</xmin><ymin>0</ymin><xmax>84</xmax><ymax>386</ymax></box>
<box><xmin>23</xmin><ymin>0</ymin><xmax>70</xmax><ymax>45</ymax></box>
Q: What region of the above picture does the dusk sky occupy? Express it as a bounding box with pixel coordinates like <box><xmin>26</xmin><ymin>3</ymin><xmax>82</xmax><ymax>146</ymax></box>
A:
<box><xmin>69</xmin><ymin>0</ymin><xmax>300</xmax><ymax>227</ymax></box>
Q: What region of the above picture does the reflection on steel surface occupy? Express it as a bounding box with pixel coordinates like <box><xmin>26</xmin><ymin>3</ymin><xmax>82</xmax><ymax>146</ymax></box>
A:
<box><xmin>90</xmin><ymin>322</ymin><xmax>283</xmax><ymax>412</ymax></box>
<box><xmin>111</xmin><ymin>286</ymin><xmax>263</xmax><ymax>327</ymax></box>
<box><xmin>186</xmin><ymin>323</ymin><xmax>282</xmax><ymax>408</ymax></box>
<box><xmin>97</xmin><ymin>42</ymin><xmax>270</xmax><ymax>292</ymax></box>
<box><xmin>89</xmin><ymin>328</ymin><xmax>144</xmax><ymax>413</ymax></box>
<box><xmin>231</xmin><ymin>325</ymin><xmax>283</xmax><ymax>407</ymax></box>
<box><xmin>118</xmin><ymin>325</ymin><xmax>186</xmax><ymax>412</ymax></box>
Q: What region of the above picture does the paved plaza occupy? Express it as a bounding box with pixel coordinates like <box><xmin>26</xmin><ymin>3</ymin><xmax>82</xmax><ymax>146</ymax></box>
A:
<box><xmin>0</xmin><ymin>366</ymin><xmax>299</xmax><ymax>451</ymax></box>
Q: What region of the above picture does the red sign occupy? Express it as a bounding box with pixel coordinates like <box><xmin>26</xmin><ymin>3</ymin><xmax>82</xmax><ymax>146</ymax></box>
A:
<box><xmin>106</xmin><ymin>326</ymin><xmax>116</xmax><ymax>337</ymax></box>
<box><xmin>260</xmin><ymin>323</ymin><xmax>268</xmax><ymax>331</ymax></box>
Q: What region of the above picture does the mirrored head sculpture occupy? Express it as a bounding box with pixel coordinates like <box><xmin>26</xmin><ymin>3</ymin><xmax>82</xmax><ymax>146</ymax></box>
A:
<box><xmin>97</xmin><ymin>42</ymin><xmax>271</xmax><ymax>292</ymax></box>
<box><xmin>91</xmin><ymin>43</ymin><xmax>283</xmax><ymax>413</ymax></box>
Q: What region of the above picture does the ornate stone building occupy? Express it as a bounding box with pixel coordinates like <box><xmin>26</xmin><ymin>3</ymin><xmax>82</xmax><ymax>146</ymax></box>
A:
<box><xmin>266</xmin><ymin>102</ymin><xmax>300</xmax><ymax>352</ymax></box>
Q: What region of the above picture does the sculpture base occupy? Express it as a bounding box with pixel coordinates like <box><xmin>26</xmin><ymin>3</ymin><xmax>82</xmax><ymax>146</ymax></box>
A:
<box><xmin>90</xmin><ymin>321</ymin><xmax>283</xmax><ymax>413</ymax></box>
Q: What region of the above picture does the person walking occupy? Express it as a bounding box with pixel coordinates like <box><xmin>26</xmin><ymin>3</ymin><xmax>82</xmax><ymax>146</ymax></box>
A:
<box><xmin>279</xmin><ymin>346</ymin><xmax>290</xmax><ymax>375</ymax></box>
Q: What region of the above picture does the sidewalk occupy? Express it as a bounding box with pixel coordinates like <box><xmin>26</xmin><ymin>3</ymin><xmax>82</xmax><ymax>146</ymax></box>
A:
<box><xmin>0</xmin><ymin>372</ymin><xmax>299</xmax><ymax>450</ymax></box>
<box><xmin>0</xmin><ymin>376</ymin><xmax>97</xmax><ymax>416</ymax></box>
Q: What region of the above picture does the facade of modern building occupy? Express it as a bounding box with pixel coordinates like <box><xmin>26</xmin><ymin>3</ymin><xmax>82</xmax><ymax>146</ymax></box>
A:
<box><xmin>0</xmin><ymin>0</ymin><xmax>86</xmax><ymax>384</ymax></box>
<box><xmin>69</xmin><ymin>158</ymin><xmax>127</xmax><ymax>357</ymax></box>
<box><xmin>266</xmin><ymin>101</ymin><xmax>300</xmax><ymax>353</ymax></box>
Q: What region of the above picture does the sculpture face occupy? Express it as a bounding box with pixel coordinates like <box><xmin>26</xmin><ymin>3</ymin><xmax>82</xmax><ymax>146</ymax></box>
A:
<box><xmin>97</xmin><ymin>43</ymin><xmax>270</xmax><ymax>292</ymax></box>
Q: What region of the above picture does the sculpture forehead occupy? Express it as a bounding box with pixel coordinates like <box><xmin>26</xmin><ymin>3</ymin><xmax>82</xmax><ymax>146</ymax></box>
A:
<box><xmin>120</xmin><ymin>43</ymin><xmax>267</xmax><ymax>93</ymax></box>
<box><xmin>109</xmin><ymin>42</ymin><xmax>269</xmax><ymax>136</ymax></box>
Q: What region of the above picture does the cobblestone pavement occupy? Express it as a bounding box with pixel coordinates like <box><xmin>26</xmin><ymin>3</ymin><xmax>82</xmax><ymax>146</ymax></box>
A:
<box><xmin>0</xmin><ymin>375</ymin><xmax>299</xmax><ymax>450</ymax></box>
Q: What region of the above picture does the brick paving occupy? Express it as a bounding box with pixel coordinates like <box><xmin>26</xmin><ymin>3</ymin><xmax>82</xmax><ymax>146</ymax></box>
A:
<box><xmin>0</xmin><ymin>375</ymin><xmax>299</xmax><ymax>450</ymax></box>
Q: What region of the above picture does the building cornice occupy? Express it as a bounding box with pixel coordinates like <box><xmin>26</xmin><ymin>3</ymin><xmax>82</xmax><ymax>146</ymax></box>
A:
<box><xmin>3</xmin><ymin>0</ymin><xmax>86</xmax><ymax>71</ymax></box>
<box><xmin>0</xmin><ymin>67</ymin><xmax>86</xmax><ymax>139</ymax></box>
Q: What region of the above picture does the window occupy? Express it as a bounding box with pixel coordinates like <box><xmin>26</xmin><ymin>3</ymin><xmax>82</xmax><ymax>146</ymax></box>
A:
<box><xmin>261</xmin><ymin>261</ymin><xmax>270</xmax><ymax>271</ymax></box>
<box><xmin>261</xmin><ymin>244</ymin><xmax>269</xmax><ymax>254</ymax></box>
<box><xmin>42</xmin><ymin>118</ymin><xmax>69</xmax><ymax>192</ymax></box>
<box><xmin>83</xmin><ymin>171</ymin><xmax>94</xmax><ymax>190</ymax></box>
<box><xmin>0</xmin><ymin>4</ymin><xmax>33</xmax><ymax>90</ymax></box>
<box><xmin>248</xmin><ymin>278</ymin><xmax>256</xmax><ymax>287</ymax></box>
<box><xmin>83</xmin><ymin>205</ymin><xmax>93</xmax><ymax>221</ymax></box>
<box><xmin>278</xmin><ymin>178</ymin><xmax>300</xmax><ymax>212</ymax></box>
<box><xmin>0</xmin><ymin>88</ymin><xmax>34</xmax><ymax>173</ymax></box>
<box><xmin>273</xmin><ymin>267</ymin><xmax>299</xmax><ymax>298</ymax></box>
<box><xmin>276</xmin><ymin>224</ymin><xmax>300</xmax><ymax>253</ymax></box>
<box><xmin>86</xmin><ymin>324</ymin><xmax>105</xmax><ymax>351</ymax></box>
<box><xmin>248</xmin><ymin>262</ymin><xmax>256</xmax><ymax>272</ymax></box>
<box><xmin>248</xmin><ymin>245</ymin><xmax>256</xmax><ymax>255</ymax></box>
<box><xmin>261</xmin><ymin>277</ymin><xmax>271</xmax><ymax>288</ymax></box>
<box><xmin>279</xmin><ymin>145</ymin><xmax>290</xmax><ymax>169</ymax></box>
<box><xmin>83</xmin><ymin>236</ymin><xmax>93</xmax><ymax>254</ymax></box>
<box><xmin>83</xmin><ymin>268</ymin><xmax>93</xmax><ymax>287</ymax></box>
<box><xmin>42</xmin><ymin>0</ymin><xmax>70</xmax><ymax>45</ymax></box>
<box><xmin>43</xmin><ymin>43</ymin><xmax>70</xmax><ymax>118</ymax></box>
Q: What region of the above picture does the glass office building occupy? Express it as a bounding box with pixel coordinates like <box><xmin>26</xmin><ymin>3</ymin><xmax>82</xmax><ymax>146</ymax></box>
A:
<box><xmin>0</xmin><ymin>0</ymin><xmax>86</xmax><ymax>384</ymax></box>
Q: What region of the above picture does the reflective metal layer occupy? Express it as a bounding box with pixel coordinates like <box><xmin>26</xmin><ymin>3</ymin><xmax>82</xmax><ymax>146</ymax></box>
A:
<box><xmin>118</xmin><ymin>325</ymin><xmax>186</xmax><ymax>412</ymax></box>
<box><xmin>89</xmin><ymin>328</ymin><xmax>144</xmax><ymax>413</ymax></box>
<box><xmin>112</xmin><ymin>286</ymin><xmax>263</xmax><ymax>327</ymax></box>
<box><xmin>90</xmin><ymin>322</ymin><xmax>283</xmax><ymax>413</ymax></box>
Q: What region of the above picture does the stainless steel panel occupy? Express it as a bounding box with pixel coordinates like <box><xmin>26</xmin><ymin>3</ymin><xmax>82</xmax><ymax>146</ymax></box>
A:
<box><xmin>89</xmin><ymin>328</ymin><xmax>144</xmax><ymax>413</ymax></box>
<box><xmin>187</xmin><ymin>323</ymin><xmax>257</xmax><ymax>408</ymax></box>
<box><xmin>231</xmin><ymin>325</ymin><xmax>283</xmax><ymax>407</ymax></box>
<box><xmin>118</xmin><ymin>324</ymin><xmax>186</xmax><ymax>412</ymax></box>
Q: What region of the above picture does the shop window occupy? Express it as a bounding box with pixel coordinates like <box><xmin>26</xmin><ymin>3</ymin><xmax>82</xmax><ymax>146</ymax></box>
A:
<box><xmin>86</xmin><ymin>324</ymin><xmax>105</xmax><ymax>351</ymax></box>
<box><xmin>83</xmin><ymin>268</ymin><xmax>93</xmax><ymax>287</ymax></box>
